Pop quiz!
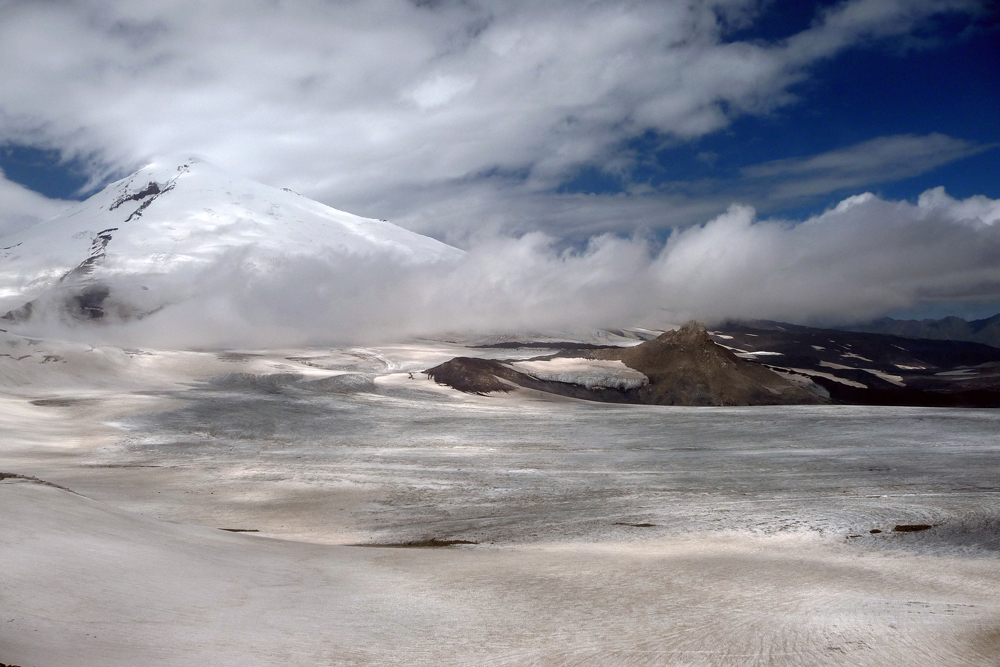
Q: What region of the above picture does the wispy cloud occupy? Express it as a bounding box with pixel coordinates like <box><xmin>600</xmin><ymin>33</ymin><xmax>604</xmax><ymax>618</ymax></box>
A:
<box><xmin>0</xmin><ymin>0</ymin><xmax>980</xmax><ymax>239</ymax></box>
<box><xmin>4</xmin><ymin>0</ymin><xmax>997</xmax><ymax>339</ymax></box>
<box><xmin>742</xmin><ymin>133</ymin><xmax>992</xmax><ymax>201</ymax></box>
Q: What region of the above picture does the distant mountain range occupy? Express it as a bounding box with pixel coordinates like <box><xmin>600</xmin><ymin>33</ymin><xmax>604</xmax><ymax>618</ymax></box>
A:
<box><xmin>427</xmin><ymin>319</ymin><xmax>1000</xmax><ymax>407</ymax></box>
<box><xmin>711</xmin><ymin>319</ymin><xmax>1000</xmax><ymax>407</ymax></box>
<box><xmin>844</xmin><ymin>314</ymin><xmax>1000</xmax><ymax>350</ymax></box>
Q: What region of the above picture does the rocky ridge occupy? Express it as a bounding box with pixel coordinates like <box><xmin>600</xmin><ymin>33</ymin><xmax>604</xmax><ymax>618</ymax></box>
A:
<box><xmin>426</xmin><ymin>322</ymin><xmax>826</xmax><ymax>406</ymax></box>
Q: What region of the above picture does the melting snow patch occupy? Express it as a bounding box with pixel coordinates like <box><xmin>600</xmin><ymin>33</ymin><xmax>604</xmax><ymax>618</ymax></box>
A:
<box><xmin>862</xmin><ymin>369</ymin><xmax>905</xmax><ymax>386</ymax></box>
<box><xmin>785</xmin><ymin>368</ymin><xmax>868</xmax><ymax>389</ymax></box>
<box><xmin>509</xmin><ymin>358</ymin><xmax>648</xmax><ymax>390</ymax></box>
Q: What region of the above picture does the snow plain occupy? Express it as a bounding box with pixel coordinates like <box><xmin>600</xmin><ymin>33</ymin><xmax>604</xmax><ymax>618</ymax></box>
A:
<box><xmin>3</xmin><ymin>338</ymin><xmax>1000</xmax><ymax>666</ymax></box>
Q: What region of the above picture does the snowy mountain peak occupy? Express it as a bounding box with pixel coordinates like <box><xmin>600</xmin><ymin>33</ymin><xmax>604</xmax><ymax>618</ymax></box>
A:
<box><xmin>0</xmin><ymin>158</ymin><xmax>461</xmax><ymax>324</ymax></box>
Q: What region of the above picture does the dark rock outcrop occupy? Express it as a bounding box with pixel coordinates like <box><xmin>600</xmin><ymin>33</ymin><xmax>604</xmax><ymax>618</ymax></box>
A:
<box><xmin>426</xmin><ymin>322</ymin><xmax>826</xmax><ymax>406</ymax></box>
<box><xmin>424</xmin><ymin>357</ymin><xmax>514</xmax><ymax>394</ymax></box>
<box><xmin>2</xmin><ymin>280</ymin><xmax>145</xmax><ymax>323</ymax></box>
<box><xmin>596</xmin><ymin>322</ymin><xmax>824</xmax><ymax>406</ymax></box>
<box><xmin>846</xmin><ymin>313</ymin><xmax>1000</xmax><ymax>350</ymax></box>
<box><xmin>712</xmin><ymin>319</ymin><xmax>1000</xmax><ymax>407</ymax></box>
<box><xmin>424</xmin><ymin>356</ymin><xmax>641</xmax><ymax>402</ymax></box>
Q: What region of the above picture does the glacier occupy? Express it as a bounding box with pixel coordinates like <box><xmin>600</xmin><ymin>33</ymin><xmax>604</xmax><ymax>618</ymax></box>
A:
<box><xmin>0</xmin><ymin>157</ymin><xmax>461</xmax><ymax>325</ymax></box>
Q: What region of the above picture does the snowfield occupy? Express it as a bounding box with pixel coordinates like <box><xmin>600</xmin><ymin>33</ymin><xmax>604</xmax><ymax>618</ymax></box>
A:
<box><xmin>0</xmin><ymin>157</ymin><xmax>461</xmax><ymax>319</ymax></box>
<box><xmin>2</xmin><ymin>337</ymin><xmax>1000</xmax><ymax>665</ymax></box>
<box><xmin>509</xmin><ymin>357</ymin><xmax>649</xmax><ymax>389</ymax></box>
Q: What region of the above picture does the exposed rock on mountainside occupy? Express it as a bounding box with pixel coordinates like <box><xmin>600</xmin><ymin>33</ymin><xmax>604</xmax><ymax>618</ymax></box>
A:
<box><xmin>428</xmin><ymin>319</ymin><xmax>1000</xmax><ymax>407</ymax></box>
<box><xmin>846</xmin><ymin>314</ymin><xmax>1000</xmax><ymax>350</ymax></box>
<box><xmin>424</xmin><ymin>357</ymin><xmax>516</xmax><ymax>395</ymax></box>
<box><xmin>424</xmin><ymin>356</ymin><xmax>647</xmax><ymax>403</ymax></box>
<box><xmin>596</xmin><ymin>322</ymin><xmax>824</xmax><ymax>405</ymax></box>
<box><xmin>711</xmin><ymin>320</ymin><xmax>1000</xmax><ymax>407</ymax></box>
<box><xmin>426</xmin><ymin>322</ymin><xmax>826</xmax><ymax>406</ymax></box>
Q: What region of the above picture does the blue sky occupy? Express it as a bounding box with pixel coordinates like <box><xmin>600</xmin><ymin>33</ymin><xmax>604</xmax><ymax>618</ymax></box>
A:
<box><xmin>561</xmin><ymin>4</ymin><xmax>999</xmax><ymax>220</ymax></box>
<box><xmin>3</xmin><ymin>0</ymin><xmax>997</xmax><ymax>222</ymax></box>
<box><xmin>0</xmin><ymin>144</ymin><xmax>92</xmax><ymax>200</ymax></box>
<box><xmin>1</xmin><ymin>0</ymin><xmax>999</xmax><ymax>324</ymax></box>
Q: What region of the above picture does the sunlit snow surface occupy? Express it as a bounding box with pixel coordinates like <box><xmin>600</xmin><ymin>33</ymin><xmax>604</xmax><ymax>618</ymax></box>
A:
<box><xmin>118</xmin><ymin>370</ymin><xmax>1000</xmax><ymax>550</ymax></box>
<box><xmin>509</xmin><ymin>357</ymin><xmax>648</xmax><ymax>390</ymax></box>
<box><xmin>0</xmin><ymin>157</ymin><xmax>460</xmax><ymax>309</ymax></box>
<box><xmin>3</xmin><ymin>338</ymin><xmax>1000</xmax><ymax>665</ymax></box>
<box><xmin>3</xmin><ymin>337</ymin><xmax>998</xmax><ymax>549</ymax></box>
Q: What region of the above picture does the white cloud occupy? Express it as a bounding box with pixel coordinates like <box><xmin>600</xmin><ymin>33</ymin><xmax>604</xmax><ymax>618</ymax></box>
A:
<box><xmin>917</xmin><ymin>186</ymin><xmax>1000</xmax><ymax>225</ymax></box>
<box><xmin>652</xmin><ymin>188</ymin><xmax>1000</xmax><ymax>324</ymax></box>
<box><xmin>2</xmin><ymin>0</ymin><xmax>994</xmax><ymax>343</ymax></box>
<box><xmin>0</xmin><ymin>0</ymin><xmax>978</xmax><ymax>238</ymax></box>
<box><xmin>11</xmin><ymin>187</ymin><xmax>1000</xmax><ymax>347</ymax></box>
<box><xmin>0</xmin><ymin>170</ymin><xmax>71</xmax><ymax>237</ymax></box>
<box><xmin>743</xmin><ymin>133</ymin><xmax>992</xmax><ymax>200</ymax></box>
<box><xmin>408</xmin><ymin>74</ymin><xmax>476</xmax><ymax>110</ymax></box>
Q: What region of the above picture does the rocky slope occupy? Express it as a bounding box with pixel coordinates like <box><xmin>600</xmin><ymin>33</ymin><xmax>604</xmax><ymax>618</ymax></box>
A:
<box><xmin>711</xmin><ymin>320</ymin><xmax>1000</xmax><ymax>407</ymax></box>
<box><xmin>846</xmin><ymin>314</ymin><xmax>1000</xmax><ymax>350</ymax></box>
<box><xmin>595</xmin><ymin>322</ymin><xmax>824</xmax><ymax>405</ymax></box>
<box><xmin>426</xmin><ymin>322</ymin><xmax>826</xmax><ymax>406</ymax></box>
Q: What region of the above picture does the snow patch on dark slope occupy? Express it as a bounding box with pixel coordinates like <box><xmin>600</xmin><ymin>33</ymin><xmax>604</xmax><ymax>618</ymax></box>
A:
<box><xmin>846</xmin><ymin>314</ymin><xmax>1000</xmax><ymax>350</ymax></box>
<box><xmin>710</xmin><ymin>320</ymin><xmax>1000</xmax><ymax>407</ymax></box>
<box><xmin>596</xmin><ymin>322</ymin><xmax>824</xmax><ymax>405</ymax></box>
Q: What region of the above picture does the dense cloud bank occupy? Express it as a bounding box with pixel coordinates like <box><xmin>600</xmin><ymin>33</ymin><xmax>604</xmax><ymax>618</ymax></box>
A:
<box><xmin>657</xmin><ymin>188</ymin><xmax>1000</xmax><ymax>324</ymax></box>
<box><xmin>0</xmin><ymin>0</ymin><xmax>983</xmax><ymax>238</ymax></box>
<box><xmin>10</xmin><ymin>187</ymin><xmax>1000</xmax><ymax>348</ymax></box>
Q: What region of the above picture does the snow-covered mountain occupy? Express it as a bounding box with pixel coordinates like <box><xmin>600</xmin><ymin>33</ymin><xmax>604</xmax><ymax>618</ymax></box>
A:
<box><xmin>0</xmin><ymin>157</ymin><xmax>461</xmax><ymax>323</ymax></box>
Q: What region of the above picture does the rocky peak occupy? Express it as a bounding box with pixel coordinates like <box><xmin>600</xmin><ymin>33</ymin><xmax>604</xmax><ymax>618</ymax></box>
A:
<box><xmin>598</xmin><ymin>320</ymin><xmax>825</xmax><ymax>405</ymax></box>
<box><xmin>658</xmin><ymin>321</ymin><xmax>711</xmax><ymax>346</ymax></box>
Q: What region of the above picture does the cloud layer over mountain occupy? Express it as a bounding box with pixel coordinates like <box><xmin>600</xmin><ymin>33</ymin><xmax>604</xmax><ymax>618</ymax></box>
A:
<box><xmin>0</xmin><ymin>0</ymin><xmax>985</xmax><ymax>239</ymax></box>
<box><xmin>1</xmin><ymin>0</ymin><xmax>997</xmax><ymax>342</ymax></box>
<box><xmin>11</xmin><ymin>183</ymin><xmax>999</xmax><ymax>348</ymax></box>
